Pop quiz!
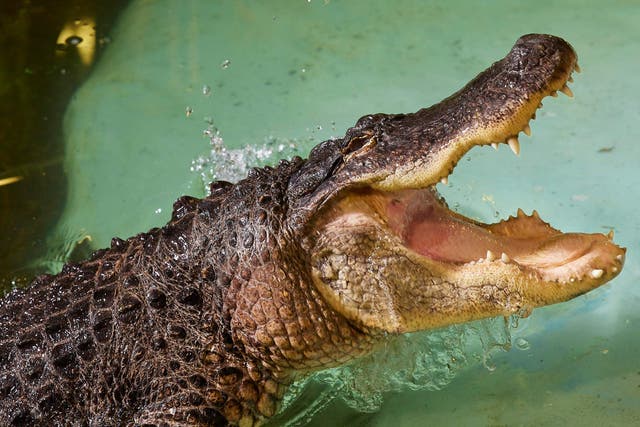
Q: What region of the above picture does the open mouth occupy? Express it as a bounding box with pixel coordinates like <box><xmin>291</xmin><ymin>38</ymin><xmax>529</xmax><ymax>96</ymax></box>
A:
<box><xmin>333</xmin><ymin>185</ymin><xmax>624</xmax><ymax>285</ymax></box>
<box><xmin>305</xmin><ymin>35</ymin><xmax>627</xmax><ymax>334</ymax></box>
<box><xmin>314</xmin><ymin>56</ymin><xmax>624</xmax><ymax>290</ymax></box>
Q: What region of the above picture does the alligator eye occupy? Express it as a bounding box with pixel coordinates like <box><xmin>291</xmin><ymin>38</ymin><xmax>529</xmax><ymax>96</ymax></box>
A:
<box><xmin>341</xmin><ymin>134</ymin><xmax>376</xmax><ymax>159</ymax></box>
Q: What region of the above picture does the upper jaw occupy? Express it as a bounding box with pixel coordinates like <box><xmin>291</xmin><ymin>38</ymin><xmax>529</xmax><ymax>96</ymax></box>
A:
<box><xmin>288</xmin><ymin>34</ymin><xmax>579</xmax><ymax>229</ymax></box>
<box><xmin>332</xmin><ymin>34</ymin><xmax>579</xmax><ymax>193</ymax></box>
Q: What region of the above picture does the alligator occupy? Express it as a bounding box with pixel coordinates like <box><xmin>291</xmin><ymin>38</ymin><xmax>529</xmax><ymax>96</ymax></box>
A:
<box><xmin>0</xmin><ymin>34</ymin><xmax>625</xmax><ymax>426</ymax></box>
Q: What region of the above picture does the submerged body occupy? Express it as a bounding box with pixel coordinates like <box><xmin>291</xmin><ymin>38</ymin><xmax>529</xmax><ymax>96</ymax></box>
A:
<box><xmin>0</xmin><ymin>35</ymin><xmax>625</xmax><ymax>426</ymax></box>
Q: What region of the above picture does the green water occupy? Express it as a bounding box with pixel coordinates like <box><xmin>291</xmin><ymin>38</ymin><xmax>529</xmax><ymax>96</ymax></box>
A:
<box><xmin>15</xmin><ymin>0</ymin><xmax>640</xmax><ymax>425</ymax></box>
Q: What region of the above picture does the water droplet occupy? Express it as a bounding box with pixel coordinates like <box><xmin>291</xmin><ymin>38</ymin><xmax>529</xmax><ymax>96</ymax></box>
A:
<box><xmin>154</xmin><ymin>208</ymin><xmax>162</xmax><ymax>214</ymax></box>
<box><xmin>510</xmin><ymin>315</ymin><xmax>520</xmax><ymax>329</ymax></box>
<box><xmin>515</xmin><ymin>337</ymin><xmax>530</xmax><ymax>350</ymax></box>
<box><xmin>483</xmin><ymin>356</ymin><xmax>496</xmax><ymax>372</ymax></box>
<box><xmin>517</xmin><ymin>306</ymin><xmax>533</xmax><ymax>318</ymax></box>
<box><xmin>202</xmin><ymin>85</ymin><xmax>211</xmax><ymax>96</ymax></box>
<box><xmin>185</xmin><ymin>106</ymin><xmax>193</xmax><ymax>117</ymax></box>
<box><xmin>221</xmin><ymin>59</ymin><xmax>231</xmax><ymax>69</ymax></box>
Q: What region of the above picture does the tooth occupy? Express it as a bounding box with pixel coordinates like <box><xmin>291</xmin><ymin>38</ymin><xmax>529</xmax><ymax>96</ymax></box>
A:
<box><xmin>523</xmin><ymin>124</ymin><xmax>531</xmax><ymax>136</ymax></box>
<box><xmin>517</xmin><ymin>208</ymin><xmax>525</xmax><ymax>217</ymax></box>
<box><xmin>568</xmin><ymin>75</ymin><xmax>574</xmax><ymax>83</ymax></box>
<box><xmin>532</xmin><ymin>210</ymin><xmax>540</xmax><ymax>219</ymax></box>
<box><xmin>560</xmin><ymin>85</ymin><xmax>573</xmax><ymax>97</ymax></box>
<box><xmin>551</xmin><ymin>91</ymin><xmax>558</xmax><ymax>97</ymax></box>
<box><xmin>486</xmin><ymin>250</ymin><xmax>496</xmax><ymax>262</ymax></box>
<box><xmin>538</xmin><ymin>102</ymin><xmax>544</xmax><ymax>109</ymax></box>
<box><xmin>507</xmin><ymin>136</ymin><xmax>520</xmax><ymax>156</ymax></box>
<box><xmin>591</xmin><ymin>269</ymin><xmax>604</xmax><ymax>279</ymax></box>
<box><xmin>491</xmin><ymin>143</ymin><xmax>499</xmax><ymax>150</ymax></box>
<box><xmin>501</xmin><ymin>253</ymin><xmax>510</xmax><ymax>263</ymax></box>
<box><xmin>440</xmin><ymin>176</ymin><xmax>449</xmax><ymax>185</ymax></box>
<box><xmin>532</xmin><ymin>112</ymin><xmax>537</xmax><ymax>120</ymax></box>
<box><xmin>607</xmin><ymin>230</ymin><xmax>614</xmax><ymax>240</ymax></box>
<box><xmin>574</xmin><ymin>63</ymin><xmax>581</xmax><ymax>73</ymax></box>
<box><xmin>612</xmin><ymin>267</ymin><xmax>618</xmax><ymax>273</ymax></box>
<box><xmin>616</xmin><ymin>254</ymin><xmax>624</xmax><ymax>262</ymax></box>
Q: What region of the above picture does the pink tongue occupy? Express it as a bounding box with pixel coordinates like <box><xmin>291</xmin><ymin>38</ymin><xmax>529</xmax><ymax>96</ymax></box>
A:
<box><xmin>384</xmin><ymin>187</ymin><xmax>571</xmax><ymax>265</ymax></box>
<box><xmin>405</xmin><ymin>214</ymin><xmax>502</xmax><ymax>262</ymax></box>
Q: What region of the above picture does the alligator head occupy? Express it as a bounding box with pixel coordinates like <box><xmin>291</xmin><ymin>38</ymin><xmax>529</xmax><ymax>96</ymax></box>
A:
<box><xmin>289</xmin><ymin>34</ymin><xmax>625</xmax><ymax>334</ymax></box>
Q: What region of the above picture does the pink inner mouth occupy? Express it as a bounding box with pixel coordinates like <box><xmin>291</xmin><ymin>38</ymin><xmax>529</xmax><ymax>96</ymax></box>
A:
<box><xmin>379</xmin><ymin>188</ymin><xmax>622</xmax><ymax>282</ymax></box>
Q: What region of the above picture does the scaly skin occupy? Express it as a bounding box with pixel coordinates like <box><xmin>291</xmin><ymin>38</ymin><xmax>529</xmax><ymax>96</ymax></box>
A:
<box><xmin>0</xmin><ymin>35</ymin><xmax>625</xmax><ymax>426</ymax></box>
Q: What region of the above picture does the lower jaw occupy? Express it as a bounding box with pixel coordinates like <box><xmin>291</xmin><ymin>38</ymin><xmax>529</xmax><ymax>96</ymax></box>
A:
<box><xmin>382</xmin><ymin>187</ymin><xmax>623</xmax><ymax>284</ymax></box>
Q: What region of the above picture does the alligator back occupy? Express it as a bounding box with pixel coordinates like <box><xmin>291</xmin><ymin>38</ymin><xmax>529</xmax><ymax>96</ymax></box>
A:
<box><xmin>0</xmin><ymin>213</ymin><xmax>228</xmax><ymax>425</ymax></box>
<box><xmin>0</xmin><ymin>172</ymin><xmax>282</xmax><ymax>426</ymax></box>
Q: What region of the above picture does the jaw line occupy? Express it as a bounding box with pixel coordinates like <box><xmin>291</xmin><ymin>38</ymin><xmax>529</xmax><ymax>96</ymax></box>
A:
<box><xmin>371</xmin><ymin>37</ymin><xmax>579</xmax><ymax>192</ymax></box>
<box><xmin>393</xmin><ymin>187</ymin><xmax>624</xmax><ymax>285</ymax></box>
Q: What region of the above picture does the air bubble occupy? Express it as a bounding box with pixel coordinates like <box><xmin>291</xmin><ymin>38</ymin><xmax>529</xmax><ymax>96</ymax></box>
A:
<box><xmin>185</xmin><ymin>106</ymin><xmax>193</xmax><ymax>117</ymax></box>
<box><xmin>202</xmin><ymin>85</ymin><xmax>211</xmax><ymax>96</ymax></box>
<box><xmin>221</xmin><ymin>59</ymin><xmax>231</xmax><ymax>69</ymax></box>
<box><xmin>515</xmin><ymin>337</ymin><xmax>530</xmax><ymax>350</ymax></box>
<box><xmin>483</xmin><ymin>356</ymin><xmax>497</xmax><ymax>372</ymax></box>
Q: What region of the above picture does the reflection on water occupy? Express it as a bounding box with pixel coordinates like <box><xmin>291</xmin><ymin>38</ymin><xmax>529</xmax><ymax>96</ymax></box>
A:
<box><xmin>0</xmin><ymin>0</ymin><xmax>129</xmax><ymax>291</ymax></box>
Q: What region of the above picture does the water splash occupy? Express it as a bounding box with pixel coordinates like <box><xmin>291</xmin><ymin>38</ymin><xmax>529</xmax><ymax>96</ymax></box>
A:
<box><xmin>190</xmin><ymin>121</ymin><xmax>302</xmax><ymax>194</ymax></box>
<box><xmin>276</xmin><ymin>316</ymin><xmax>517</xmax><ymax>425</ymax></box>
